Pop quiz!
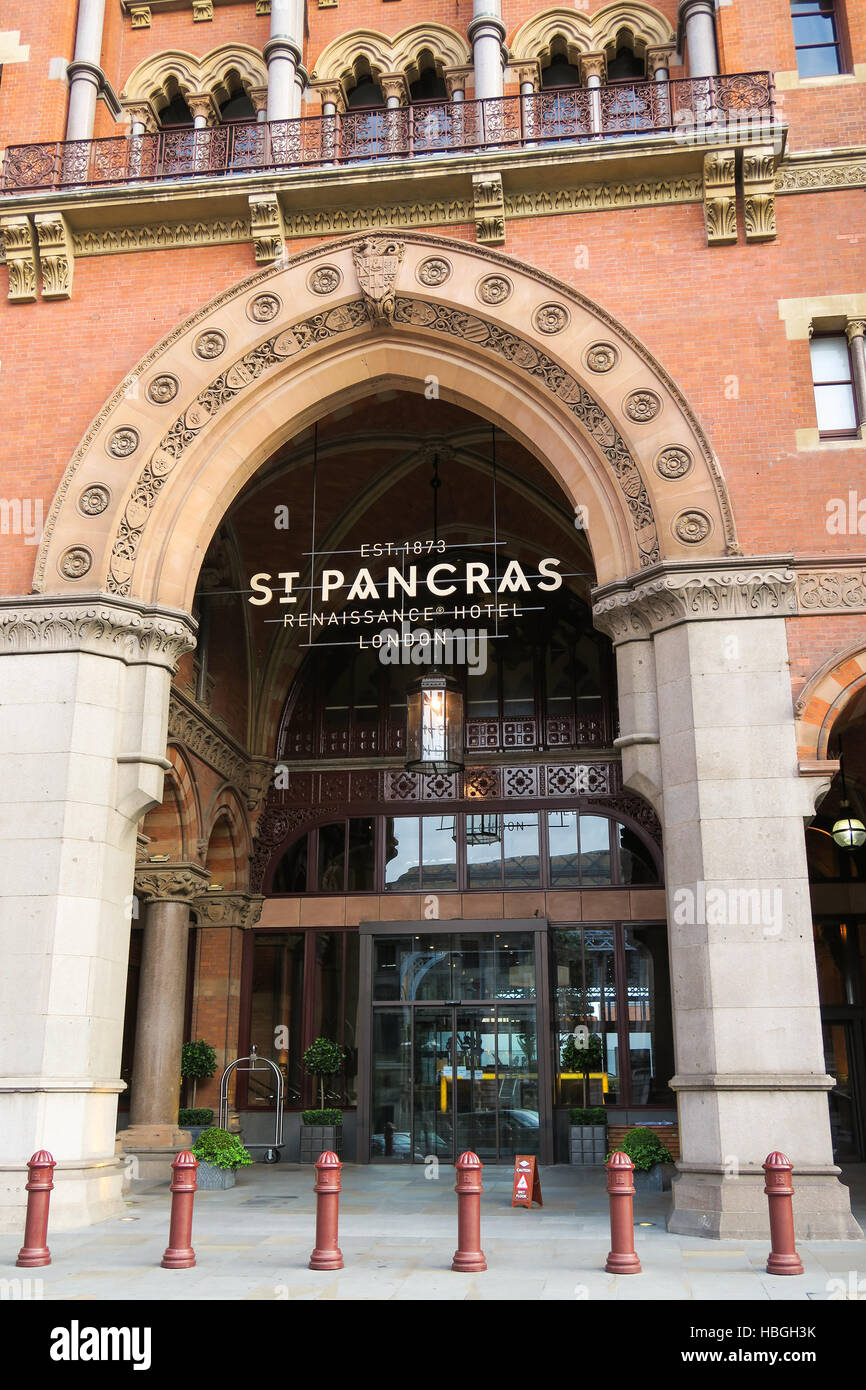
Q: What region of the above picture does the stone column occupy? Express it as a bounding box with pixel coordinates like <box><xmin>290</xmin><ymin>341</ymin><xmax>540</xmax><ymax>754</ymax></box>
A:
<box><xmin>314</xmin><ymin>82</ymin><xmax>345</xmax><ymax>164</ymax></box>
<box><xmin>119</xmin><ymin>863</ymin><xmax>209</xmax><ymax>1172</ymax></box>
<box><xmin>265</xmin><ymin>0</ymin><xmax>302</xmax><ymax>124</ymax></box>
<box><xmin>444</xmin><ymin>69</ymin><xmax>471</xmax><ymax>103</ymax></box>
<box><xmin>469</xmin><ymin>0</ymin><xmax>506</xmax><ymax>104</ymax></box>
<box><xmin>594</xmin><ymin>559</ymin><xmax>862</xmax><ymax>1240</ymax></box>
<box><xmin>66</xmin><ymin>0</ymin><xmax>107</xmax><ymax>141</ymax></box>
<box><xmin>514</xmin><ymin>62</ymin><xmax>539</xmax><ymax>145</ymax></box>
<box><xmin>846</xmin><ymin>319</ymin><xmax>866</xmax><ymax>440</ymax></box>
<box><xmin>0</xmin><ymin>596</ymin><xmax>195</xmax><ymax>1232</ymax></box>
<box><xmin>580</xmin><ymin>53</ymin><xmax>606</xmax><ymax>138</ymax></box>
<box><xmin>678</xmin><ymin>0</ymin><xmax>719</xmax><ymax>78</ymax></box>
<box><xmin>647</xmin><ymin>46</ymin><xmax>674</xmax><ymax>131</ymax></box>
<box><xmin>293</xmin><ymin>65</ymin><xmax>309</xmax><ymax>120</ymax></box>
<box><xmin>191</xmin><ymin>894</ymin><xmax>264</xmax><ymax>1112</ymax></box>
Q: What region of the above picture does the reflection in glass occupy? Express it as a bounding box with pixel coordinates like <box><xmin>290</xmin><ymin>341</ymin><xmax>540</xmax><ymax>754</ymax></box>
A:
<box><xmin>384</xmin><ymin>817</ymin><xmax>420</xmax><ymax>891</ymax></box>
<box><xmin>414</xmin><ymin>1010</ymin><xmax>454</xmax><ymax>1162</ymax></box>
<box><xmin>248</xmin><ymin>933</ymin><xmax>305</xmax><ymax>1107</ymax></box>
<box><xmin>494</xmin><ymin>1009</ymin><xmax>540</xmax><ymax>1158</ymax></box>
<box><xmin>371</xmin><ymin>1008</ymin><xmax>412</xmax><ymax>1161</ymax></box>
<box><xmin>467</xmin><ymin>820</ymin><xmax>502</xmax><ymax>889</ymax></box>
<box><xmin>617</xmin><ymin>823</ymin><xmax>659</xmax><ymax>884</ymax></box>
<box><xmin>584</xmin><ymin>928</ymin><xmax>619</xmax><ymax>1104</ymax></box>
<box><xmin>624</xmin><ymin>925</ymin><xmax>674</xmax><ymax>1105</ymax></box>
<box><xmin>579</xmin><ymin>816</ymin><xmax>612</xmax><ymax>885</ymax></box>
<box><xmin>347</xmin><ymin>818</ymin><xmax>375</xmax><ymax>891</ymax></box>
<box><xmin>422</xmin><ymin>815</ymin><xmax>458</xmax><ymax>890</ymax></box>
<box><xmin>318</xmin><ymin>822</ymin><xmax>346</xmax><ymax>892</ymax></box>
<box><xmin>548</xmin><ymin>810</ymin><xmax>580</xmax><ymax>887</ymax></box>
<box><xmin>503</xmin><ymin>813</ymin><xmax>540</xmax><ymax>888</ymax></box>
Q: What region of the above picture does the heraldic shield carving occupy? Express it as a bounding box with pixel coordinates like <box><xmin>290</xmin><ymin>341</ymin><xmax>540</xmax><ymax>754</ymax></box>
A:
<box><xmin>352</xmin><ymin>236</ymin><xmax>406</xmax><ymax>324</ymax></box>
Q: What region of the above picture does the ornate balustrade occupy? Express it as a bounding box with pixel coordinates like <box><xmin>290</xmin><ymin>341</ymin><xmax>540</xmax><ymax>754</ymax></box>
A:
<box><xmin>1</xmin><ymin>74</ymin><xmax>775</xmax><ymax>193</ymax></box>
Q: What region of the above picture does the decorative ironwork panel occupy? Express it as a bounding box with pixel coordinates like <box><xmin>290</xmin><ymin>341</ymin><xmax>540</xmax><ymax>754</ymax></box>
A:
<box><xmin>385</xmin><ymin>769</ymin><xmax>421</xmax><ymax>801</ymax></box>
<box><xmin>466</xmin><ymin>719</ymin><xmax>501</xmax><ymax>749</ymax></box>
<box><xmin>422</xmin><ymin>772</ymin><xmax>459</xmax><ymax>800</ymax></box>
<box><xmin>526</xmin><ymin>89</ymin><xmax>593</xmax><ymax>145</ymax></box>
<box><xmin>350</xmin><ymin>770</ymin><xmax>381</xmax><ymax>802</ymax></box>
<box><xmin>464</xmin><ymin>767</ymin><xmax>501</xmax><ymax>800</ymax></box>
<box><xmin>502</xmin><ymin>719</ymin><xmax>537</xmax><ymax>748</ymax></box>
<box><xmin>503</xmin><ymin>766</ymin><xmax>539</xmax><ymax>798</ymax></box>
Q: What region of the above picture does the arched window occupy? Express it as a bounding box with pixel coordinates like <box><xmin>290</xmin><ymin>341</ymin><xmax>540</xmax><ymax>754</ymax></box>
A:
<box><xmin>410</xmin><ymin>56</ymin><xmax>447</xmax><ymax>103</ymax></box>
<box><xmin>159</xmin><ymin>91</ymin><xmax>194</xmax><ymax>127</ymax></box>
<box><xmin>346</xmin><ymin>74</ymin><xmax>385</xmax><ymax>109</ymax></box>
<box><xmin>607</xmin><ymin>44</ymin><xmax>645</xmax><ymax>82</ymax></box>
<box><xmin>219</xmin><ymin>89</ymin><xmax>255</xmax><ymax>122</ymax></box>
<box><xmin>540</xmin><ymin>54</ymin><xmax>583</xmax><ymax>89</ymax></box>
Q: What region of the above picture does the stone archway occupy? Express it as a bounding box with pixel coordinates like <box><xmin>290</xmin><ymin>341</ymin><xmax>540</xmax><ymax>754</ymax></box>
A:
<box><xmin>34</xmin><ymin>232</ymin><xmax>738</xmax><ymax>612</ymax></box>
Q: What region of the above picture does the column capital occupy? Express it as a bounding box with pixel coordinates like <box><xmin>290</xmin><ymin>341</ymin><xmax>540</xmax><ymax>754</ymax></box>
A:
<box><xmin>0</xmin><ymin>595</ymin><xmax>196</xmax><ymax>671</ymax></box>
<box><xmin>121</xmin><ymin>99</ymin><xmax>159</xmax><ymax>133</ymax></box>
<box><xmin>379</xmin><ymin>72</ymin><xmax>409</xmax><ymax>106</ymax></box>
<box><xmin>678</xmin><ymin>0</ymin><xmax>716</xmax><ymax>21</ymax></box>
<box><xmin>511</xmin><ymin>61</ymin><xmax>541</xmax><ymax>90</ymax></box>
<box><xmin>846</xmin><ymin>318</ymin><xmax>866</xmax><ymax>343</ymax></box>
<box><xmin>193</xmin><ymin>892</ymin><xmax>265</xmax><ymax>927</ymax></box>
<box><xmin>646</xmin><ymin>45</ymin><xmax>676</xmax><ymax>74</ymax></box>
<box><xmin>312</xmin><ymin>80</ymin><xmax>346</xmax><ymax>113</ymax></box>
<box><xmin>592</xmin><ymin>556</ymin><xmax>798</xmax><ymax>644</ymax></box>
<box><xmin>579</xmin><ymin>51</ymin><xmax>607</xmax><ymax>85</ymax></box>
<box><xmin>467</xmin><ymin>14</ymin><xmax>507</xmax><ymax>47</ymax></box>
<box><xmin>248</xmin><ymin>85</ymin><xmax>269</xmax><ymax>117</ymax></box>
<box><xmin>263</xmin><ymin>35</ymin><xmax>302</xmax><ymax>68</ymax></box>
<box><xmin>135</xmin><ymin>862</ymin><xmax>210</xmax><ymax>904</ymax></box>
<box><xmin>186</xmin><ymin>91</ymin><xmax>220</xmax><ymax>125</ymax></box>
<box><xmin>444</xmin><ymin>66</ymin><xmax>472</xmax><ymax>98</ymax></box>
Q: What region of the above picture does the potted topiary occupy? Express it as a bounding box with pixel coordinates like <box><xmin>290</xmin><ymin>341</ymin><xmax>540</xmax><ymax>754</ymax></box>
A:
<box><xmin>191</xmin><ymin>1126</ymin><xmax>253</xmax><ymax>1190</ymax></box>
<box><xmin>568</xmin><ymin>1106</ymin><xmax>608</xmax><ymax>1165</ymax></box>
<box><xmin>611</xmin><ymin>1126</ymin><xmax>674</xmax><ymax>1192</ymax></box>
<box><xmin>299</xmin><ymin>1038</ymin><xmax>346</xmax><ymax>1162</ymax></box>
<box><xmin>178</xmin><ymin>1107</ymin><xmax>214</xmax><ymax>1146</ymax></box>
<box><xmin>181</xmin><ymin>1039</ymin><xmax>217</xmax><ymax>1110</ymax></box>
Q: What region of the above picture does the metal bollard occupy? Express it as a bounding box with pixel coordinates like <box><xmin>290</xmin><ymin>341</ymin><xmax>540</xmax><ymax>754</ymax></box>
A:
<box><xmin>452</xmin><ymin>1150</ymin><xmax>487</xmax><ymax>1272</ymax></box>
<box><xmin>310</xmin><ymin>1151</ymin><xmax>344</xmax><ymax>1270</ymax></box>
<box><xmin>763</xmin><ymin>1152</ymin><xmax>804</xmax><ymax>1276</ymax></box>
<box><xmin>16</xmin><ymin>1151</ymin><xmax>56</xmax><ymax>1269</ymax></box>
<box><xmin>161</xmin><ymin>1150</ymin><xmax>198</xmax><ymax>1269</ymax></box>
<box><xmin>604</xmin><ymin>1151</ymin><xmax>642</xmax><ymax>1275</ymax></box>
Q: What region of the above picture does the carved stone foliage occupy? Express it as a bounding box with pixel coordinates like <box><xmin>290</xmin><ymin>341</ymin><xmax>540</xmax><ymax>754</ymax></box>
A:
<box><xmin>592</xmin><ymin>563</ymin><xmax>799</xmax><ymax>643</ymax></box>
<box><xmin>247</xmin><ymin>292</ymin><xmax>282</xmax><ymax>322</ymax></box>
<box><xmin>1</xmin><ymin>215</ymin><xmax>38</xmax><ymax>303</ymax></box>
<box><xmin>0</xmin><ymin>597</ymin><xmax>196</xmax><ymax>669</ymax></box>
<box><xmin>472</xmin><ymin>172</ymin><xmax>506</xmax><ymax>247</ymax></box>
<box><xmin>135</xmin><ymin>862</ymin><xmax>210</xmax><ymax>903</ymax></box>
<box><xmin>742</xmin><ymin>143</ymin><xmax>776</xmax><ymax>243</ymax></box>
<box><xmin>477</xmin><ymin>274</ymin><xmax>512</xmax><ymax>305</ymax></box>
<box><xmin>776</xmin><ymin>154</ymin><xmax>866</xmax><ymax>194</ymax></box>
<box><xmin>34</xmin><ymin>212</ymin><xmax>74</xmax><ymax>300</ymax></box>
<box><xmin>703</xmin><ymin>148</ymin><xmax>737</xmax><ymax>247</ymax></box>
<box><xmin>105</xmin><ymin>289</ymin><xmax>663</xmax><ymax>594</ymax></box>
<box><xmin>585</xmin><ymin>342</ymin><xmax>618</xmax><ymax>373</ymax></box>
<box><xmin>193</xmin><ymin>893</ymin><xmax>264</xmax><ymax>927</ymax></box>
<box><xmin>147</xmin><ymin>374</ymin><xmax>180</xmax><ymax>404</ymax></box>
<box><xmin>168</xmin><ymin>690</ymin><xmax>249</xmax><ymax>793</ymax></box>
<box><xmin>73</xmin><ymin>219</ymin><xmax>250</xmax><ymax>257</ymax></box>
<box><xmin>284</xmin><ymin>198</ymin><xmax>474</xmax><ymax>238</ymax></box>
<box><xmin>352</xmin><ymin>236</ymin><xmax>405</xmax><ymax>323</ymax></box>
<box><xmin>625</xmin><ymin>390</ymin><xmax>662</xmax><ymax>423</ymax></box>
<box><xmin>796</xmin><ymin>567</ymin><xmax>866</xmax><ymax>613</ymax></box>
<box><xmin>249</xmin><ymin>192</ymin><xmax>284</xmax><ymax>265</ymax></box>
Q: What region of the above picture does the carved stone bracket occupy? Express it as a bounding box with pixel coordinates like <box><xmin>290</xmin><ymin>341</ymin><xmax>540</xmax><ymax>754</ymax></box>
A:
<box><xmin>135</xmin><ymin>861</ymin><xmax>210</xmax><ymax>903</ymax></box>
<box><xmin>192</xmin><ymin>892</ymin><xmax>264</xmax><ymax>927</ymax></box>
<box><xmin>129</xmin><ymin>5</ymin><xmax>152</xmax><ymax>28</ymax></box>
<box><xmin>0</xmin><ymin>594</ymin><xmax>196</xmax><ymax>671</ymax></box>
<box><xmin>703</xmin><ymin>148</ymin><xmax>737</xmax><ymax>247</ymax></box>
<box><xmin>1</xmin><ymin>215</ymin><xmax>38</xmax><ymax>303</ymax></box>
<box><xmin>192</xmin><ymin>0</ymin><xmax>214</xmax><ymax>20</ymax></box>
<box><xmin>472</xmin><ymin>172</ymin><xmax>506</xmax><ymax>247</ymax></box>
<box><xmin>742</xmin><ymin>144</ymin><xmax>776</xmax><ymax>243</ymax></box>
<box><xmin>249</xmin><ymin>192</ymin><xmax>284</xmax><ymax>265</ymax></box>
<box><xmin>593</xmin><ymin>558</ymin><xmax>799</xmax><ymax>643</ymax></box>
<box><xmin>34</xmin><ymin>211</ymin><xmax>74</xmax><ymax>299</ymax></box>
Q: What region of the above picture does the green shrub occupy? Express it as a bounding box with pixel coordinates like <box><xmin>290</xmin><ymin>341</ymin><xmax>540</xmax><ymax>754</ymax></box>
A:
<box><xmin>179</xmin><ymin>1108</ymin><xmax>213</xmax><ymax>1128</ymax></box>
<box><xmin>610</xmin><ymin>1127</ymin><xmax>673</xmax><ymax>1172</ymax></box>
<box><xmin>181</xmin><ymin>1040</ymin><xmax>217</xmax><ymax>1081</ymax></box>
<box><xmin>302</xmin><ymin>1038</ymin><xmax>346</xmax><ymax>1111</ymax></box>
<box><xmin>569</xmin><ymin>1107</ymin><xmax>607</xmax><ymax>1126</ymax></box>
<box><xmin>561</xmin><ymin>1033</ymin><xmax>604</xmax><ymax>1073</ymax></box>
<box><xmin>192</xmin><ymin>1127</ymin><xmax>252</xmax><ymax>1172</ymax></box>
<box><xmin>302</xmin><ymin>1109</ymin><xmax>343</xmax><ymax>1127</ymax></box>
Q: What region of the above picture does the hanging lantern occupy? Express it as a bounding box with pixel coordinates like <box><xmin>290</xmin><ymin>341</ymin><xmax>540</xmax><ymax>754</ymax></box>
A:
<box><xmin>406</xmin><ymin>670</ymin><xmax>464</xmax><ymax>774</ymax></box>
<box><xmin>832</xmin><ymin>806</ymin><xmax>866</xmax><ymax>850</ymax></box>
<box><xmin>465</xmin><ymin>813</ymin><xmax>500</xmax><ymax>846</ymax></box>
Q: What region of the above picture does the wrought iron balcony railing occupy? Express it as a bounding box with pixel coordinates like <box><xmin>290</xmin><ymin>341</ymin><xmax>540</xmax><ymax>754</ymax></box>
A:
<box><xmin>1</xmin><ymin>74</ymin><xmax>775</xmax><ymax>194</ymax></box>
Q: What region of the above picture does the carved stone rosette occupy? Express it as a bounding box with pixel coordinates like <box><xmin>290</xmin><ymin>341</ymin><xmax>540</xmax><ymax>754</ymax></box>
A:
<box><xmin>134</xmin><ymin>862</ymin><xmax>210</xmax><ymax>904</ymax></box>
<box><xmin>742</xmin><ymin>144</ymin><xmax>776</xmax><ymax>243</ymax></box>
<box><xmin>592</xmin><ymin>559</ymin><xmax>799</xmax><ymax>644</ymax></box>
<box><xmin>249</xmin><ymin>192</ymin><xmax>285</xmax><ymax>265</ymax></box>
<box><xmin>0</xmin><ymin>595</ymin><xmax>196</xmax><ymax>671</ymax></box>
<box><xmin>703</xmin><ymin>149</ymin><xmax>737</xmax><ymax>247</ymax></box>
<box><xmin>192</xmin><ymin>892</ymin><xmax>265</xmax><ymax>928</ymax></box>
<box><xmin>472</xmin><ymin>172</ymin><xmax>506</xmax><ymax>247</ymax></box>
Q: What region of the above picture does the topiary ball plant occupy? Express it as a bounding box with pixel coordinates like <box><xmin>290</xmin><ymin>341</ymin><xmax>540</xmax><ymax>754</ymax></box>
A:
<box><xmin>302</xmin><ymin>1037</ymin><xmax>346</xmax><ymax>1113</ymax></box>
<box><xmin>192</xmin><ymin>1127</ymin><xmax>253</xmax><ymax>1172</ymax></box>
<box><xmin>611</xmin><ymin>1127</ymin><xmax>673</xmax><ymax>1172</ymax></box>
<box><xmin>181</xmin><ymin>1039</ymin><xmax>217</xmax><ymax>1108</ymax></box>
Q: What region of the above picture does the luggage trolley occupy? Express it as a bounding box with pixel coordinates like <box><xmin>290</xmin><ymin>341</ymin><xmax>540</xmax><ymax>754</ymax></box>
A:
<box><xmin>219</xmin><ymin>1045</ymin><xmax>284</xmax><ymax>1162</ymax></box>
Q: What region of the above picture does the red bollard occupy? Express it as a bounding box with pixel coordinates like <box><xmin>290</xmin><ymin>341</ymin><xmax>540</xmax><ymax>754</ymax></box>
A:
<box><xmin>161</xmin><ymin>1150</ymin><xmax>198</xmax><ymax>1269</ymax></box>
<box><xmin>16</xmin><ymin>1151</ymin><xmax>56</xmax><ymax>1268</ymax></box>
<box><xmin>452</xmin><ymin>1150</ymin><xmax>487</xmax><ymax>1273</ymax></box>
<box><xmin>604</xmin><ymin>1151</ymin><xmax>642</xmax><ymax>1275</ymax></box>
<box><xmin>310</xmin><ymin>1151</ymin><xmax>344</xmax><ymax>1270</ymax></box>
<box><xmin>763</xmin><ymin>1152</ymin><xmax>804</xmax><ymax>1276</ymax></box>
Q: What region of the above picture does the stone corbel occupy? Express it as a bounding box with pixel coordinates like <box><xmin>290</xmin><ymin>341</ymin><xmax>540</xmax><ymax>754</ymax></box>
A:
<box><xmin>256</xmin><ymin>0</ymin><xmax>271</xmax><ymax>13</ymax></box>
<box><xmin>472</xmin><ymin>171</ymin><xmax>506</xmax><ymax>247</ymax></box>
<box><xmin>742</xmin><ymin>143</ymin><xmax>777</xmax><ymax>242</ymax></box>
<box><xmin>129</xmin><ymin>4</ymin><xmax>152</xmax><ymax>26</ymax></box>
<box><xmin>0</xmin><ymin>215</ymin><xmax>38</xmax><ymax>303</ymax></box>
<box><xmin>703</xmin><ymin>147</ymin><xmax>737</xmax><ymax>246</ymax></box>
<box><xmin>249</xmin><ymin>191</ymin><xmax>285</xmax><ymax>264</ymax></box>
<box><xmin>193</xmin><ymin>892</ymin><xmax>265</xmax><ymax>928</ymax></box>
<box><xmin>192</xmin><ymin>0</ymin><xmax>214</xmax><ymax>20</ymax></box>
<box><xmin>34</xmin><ymin>211</ymin><xmax>75</xmax><ymax>300</ymax></box>
<box><xmin>135</xmin><ymin>862</ymin><xmax>211</xmax><ymax>904</ymax></box>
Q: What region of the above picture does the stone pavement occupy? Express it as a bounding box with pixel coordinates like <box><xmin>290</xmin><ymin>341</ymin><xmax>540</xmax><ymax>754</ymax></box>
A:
<box><xmin>2</xmin><ymin>1163</ymin><xmax>865</xmax><ymax>1302</ymax></box>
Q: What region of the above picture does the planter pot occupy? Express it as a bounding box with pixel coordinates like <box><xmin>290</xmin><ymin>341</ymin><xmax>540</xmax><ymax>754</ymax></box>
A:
<box><xmin>632</xmin><ymin>1165</ymin><xmax>663</xmax><ymax>1192</ymax></box>
<box><xmin>195</xmin><ymin>1159</ymin><xmax>236</xmax><ymax>1190</ymax></box>
<box><xmin>185</xmin><ymin>1126</ymin><xmax>207</xmax><ymax>1147</ymax></box>
<box><xmin>299</xmin><ymin>1125</ymin><xmax>342</xmax><ymax>1163</ymax></box>
<box><xmin>569</xmin><ymin>1124</ymin><xmax>607</xmax><ymax>1165</ymax></box>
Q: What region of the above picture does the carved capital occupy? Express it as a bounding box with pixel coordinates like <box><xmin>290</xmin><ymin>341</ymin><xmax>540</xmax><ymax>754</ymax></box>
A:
<box><xmin>846</xmin><ymin>319</ymin><xmax>866</xmax><ymax>344</ymax></box>
<box><xmin>122</xmin><ymin>99</ymin><xmax>160</xmax><ymax>133</ymax></box>
<box><xmin>192</xmin><ymin>0</ymin><xmax>214</xmax><ymax>21</ymax></box>
<box><xmin>129</xmin><ymin>4</ymin><xmax>152</xmax><ymax>27</ymax></box>
<box><xmin>703</xmin><ymin>148</ymin><xmax>737</xmax><ymax>247</ymax></box>
<box><xmin>193</xmin><ymin>892</ymin><xmax>265</xmax><ymax>928</ymax></box>
<box><xmin>443</xmin><ymin>66</ymin><xmax>472</xmax><ymax>98</ymax></box>
<box><xmin>34</xmin><ymin>211</ymin><xmax>74</xmax><ymax>300</ymax></box>
<box><xmin>580</xmin><ymin>52</ymin><xmax>607</xmax><ymax>85</ymax></box>
<box><xmin>646</xmin><ymin>46</ymin><xmax>675</xmax><ymax>74</ymax></box>
<box><xmin>593</xmin><ymin>559</ymin><xmax>798</xmax><ymax>644</ymax></box>
<box><xmin>136</xmin><ymin>862</ymin><xmax>210</xmax><ymax>904</ymax></box>
<box><xmin>742</xmin><ymin>143</ymin><xmax>776</xmax><ymax>243</ymax></box>
<box><xmin>313</xmin><ymin>80</ymin><xmax>347</xmax><ymax>113</ymax></box>
<box><xmin>379</xmin><ymin>72</ymin><xmax>409</xmax><ymax>106</ymax></box>
<box><xmin>0</xmin><ymin>595</ymin><xmax>196</xmax><ymax>671</ymax></box>
<box><xmin>1</xmin><ymin>215</ymin><xmax>38</xmax><ymax>303</ymax></box>
<box><xmin>186</xmin><ymin>91</ymin><xmax>219</xmax><ymax>124</ymax></box>
<box><xmin>472</xmin><ymin>171</ymin><xmax>506</xmax><ymax>247</ymax></box>
<box><xmin>249</xmin><ymin>191</ymin><xmax>285</xmax><ymax>264</ymax></box>
<box><xmin>248</xmin><ymin>85</ymin><xmax>268</xmax><ymax>116</ymax></box>
<box><xmin>512</xmin><ymin>61</ymin><xmax>541</xmax><ymax>90</ymax></box>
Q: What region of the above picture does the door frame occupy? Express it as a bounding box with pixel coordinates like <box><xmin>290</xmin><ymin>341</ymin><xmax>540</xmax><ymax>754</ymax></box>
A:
<box><xmin>822</xmin><ymin>1006</ymin><xmax>866</xmax><ymax>1161</ymax></box>
<box><xmin>357</xmin><ymin>918</ymin><xmax>553</xmax><ymax>1165</ymax></box>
